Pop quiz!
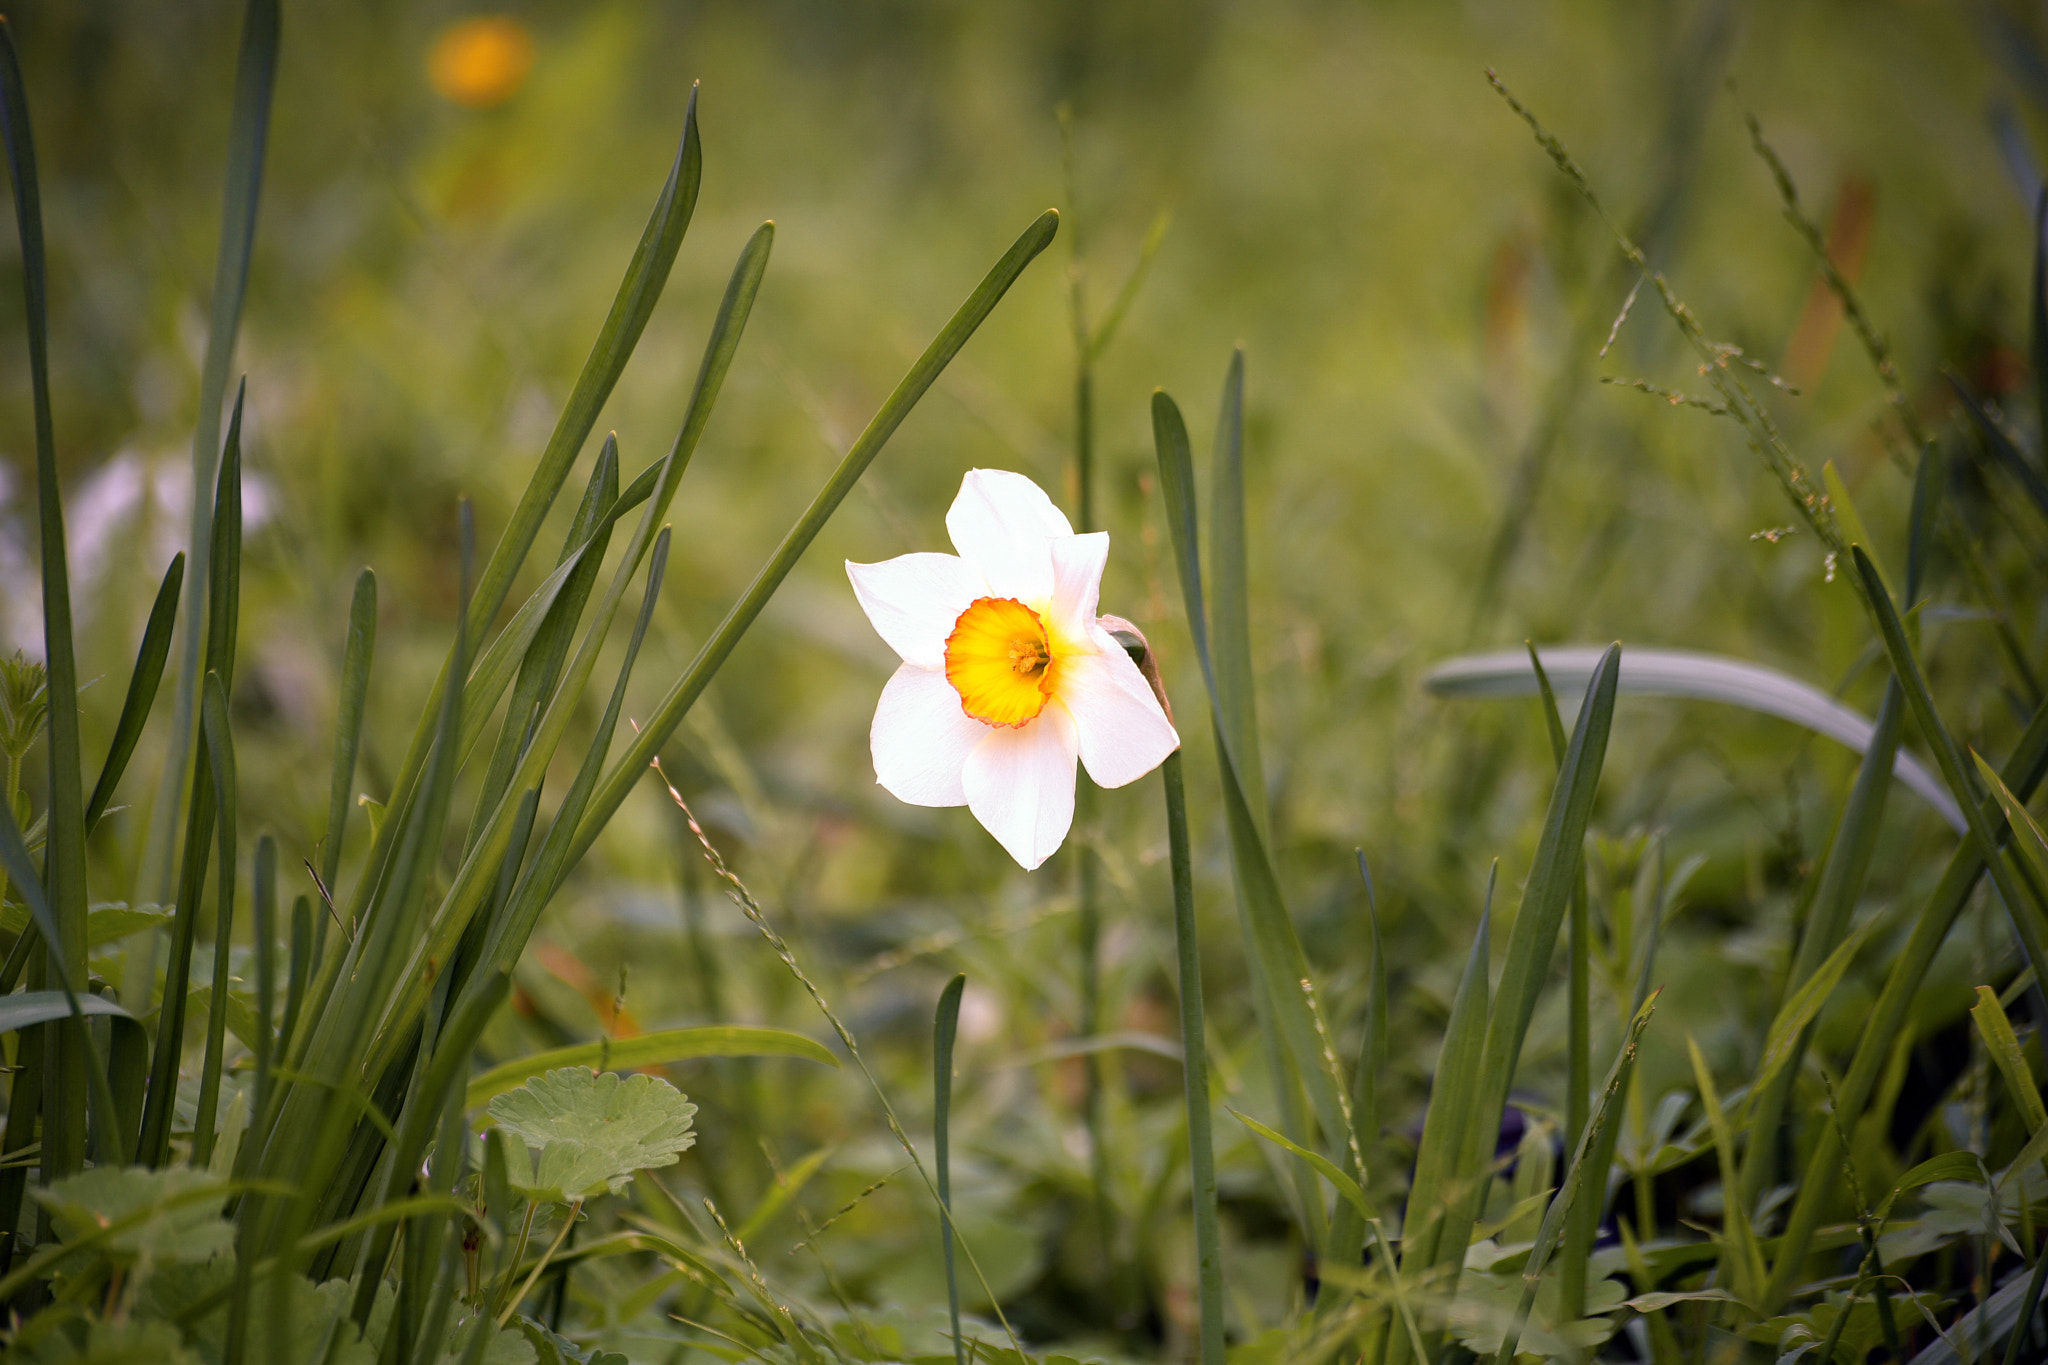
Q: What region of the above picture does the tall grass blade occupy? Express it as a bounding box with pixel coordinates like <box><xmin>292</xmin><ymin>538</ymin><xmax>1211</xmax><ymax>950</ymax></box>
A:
<box><xmin>1849</xmin><ymin>546</ymin><xmax>2048</xmax><ymax>1016</ymax></box>
<box><xmin>1150</xmin><ymin>388</ymin><xmax>1350</xmax><ymax>1257</ymax></box>
<box><xmin>1493</xmin><ymin>991</ymin><xmax>1660</xmax><ymax>1365</ymax></box>
<box><xmin>0</xmin><ymin>10</ymin><xmax>92</xmax><ymax>1192</ymax></box>
<box><xmin>569</xmin><ymin>209</ymin><xmax>1059</xmax><ymax>868</ymax></box>
<box><xmin>1971</xmin><ymin>985</ymin><xmax>2048</xmax><ymax>1133</ymax></box>
<box><xmin>1208</xmin><ymin>348</ymin><xmax>1265</xmax><ymax>837</ymax></box>
<box><xmin>1686</xmin><ymin>1034</ymin><xmax>1765</xmax><ymax>1306</ymax></box>
<box><xmin>192</xmin><ymin>674</ymin><xmax>239</xmax><ymax>1169</ymax></box>
<box><xmin>1443</xmin><ymin>645</ymin><xmax>1619</xmax><ymax>1284</ymax></box>
<box><xmin>85</xmin><ymin>552</ymin><xmax>185</xmax><ymax>832</ymax></box>
<box><xmin>1767</xmin><ymin>694</ymin><xmax>2048</xmax><ymax>1306</ymax></box>
<box><xmin>320</xmin><ymin>569</ymin><xmax>376</xmax><ymax>897</ymax></box>
<box><xmin>934</xmin><ymin>973</ymin><xmax>967</xmax><ymax>1365</ymax></box>
<box><xmin>251</xmin><ymin>834</ymin><xmax>276</xmax><ymax>1136</ymax></box>
<box><xmin>1398</xmin><ymin>871</ymin><xmax>1493</xmax><ymax>1286</ymax></box>
<box><xmin>0</xmin><ymin>794</ymin><xmax>127</xmax><ymax>1170</ymax></box>
<box><xmin>152</xmin><ymin>0</ymin><xmax>276</xmax><ymax>934</ymax></box>
<box><xmin>1426</xmin><ymin>644</ymin><xmax>1963</xmax><ymax>831</ymax></box>
<box><xmin>1165</xmin><ymin>749</ymin><xmax>1225</xmax><ymax>1365</ymax></box>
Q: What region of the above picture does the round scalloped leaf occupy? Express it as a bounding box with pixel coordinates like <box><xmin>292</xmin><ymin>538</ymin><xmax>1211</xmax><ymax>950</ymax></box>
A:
<box><xmin>31</xmin><ymin>1165</ymin><xmax>232</xmax><ymax>1264</ymax></box>
<box><xmin>486</xmin><ymin>1067</ymin><xmax>696</xmax><ymax>1202</ymax></box>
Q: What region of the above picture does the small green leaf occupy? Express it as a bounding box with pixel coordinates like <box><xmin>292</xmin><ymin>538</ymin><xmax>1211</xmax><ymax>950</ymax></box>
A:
<box><xmin>32</xmin><ymin>1165</ymin><xmax>232</xmax><ymax>1263</ymax></box>
<box><xmin>487</xmin><ymin>1068</ymin><xmax>697</xmax><ymax>1202</ymax></box>
<box><xmin>1228</xmin><ymin>1106</ymin><xmax>1372</xmax><ymax>1222</ymax></box>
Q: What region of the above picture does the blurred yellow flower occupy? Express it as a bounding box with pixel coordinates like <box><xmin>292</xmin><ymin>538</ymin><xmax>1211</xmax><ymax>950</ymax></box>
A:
<box><xmin>428</xmin><ymin>16</ymin><xmax>535</xmax><ymax>110</ymax></box>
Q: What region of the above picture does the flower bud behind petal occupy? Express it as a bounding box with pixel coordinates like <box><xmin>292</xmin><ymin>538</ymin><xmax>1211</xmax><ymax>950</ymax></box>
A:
<box><xmin>1096</xmin><ymin>613</ymin><xmax>1173</xmax><ymax>726</ymax></box>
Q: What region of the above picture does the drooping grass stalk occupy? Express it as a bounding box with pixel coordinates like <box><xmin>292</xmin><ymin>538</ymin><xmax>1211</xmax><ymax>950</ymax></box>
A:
<box><xmin>933</xmin><ymin>973</ymin><xmax>967</xmax><ymax>1365</ymax></box>
<box><xmin>1162</xmin><ymin>748</ymin><xmax>1225</xmax><ymax>1365</ymax></box>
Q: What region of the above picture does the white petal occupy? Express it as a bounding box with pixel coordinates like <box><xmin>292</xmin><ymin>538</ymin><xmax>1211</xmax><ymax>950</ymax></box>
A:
<box><xmin>961</xmin><ymin>706</ymin><xmax>1078</xmax><ymax>870</ymax></box>
<box><xmin>846</xmin><ymin>553</ymin><xmax>987</xmax><ymax>670</ymax></box>
<box><xmin>1044</xmin><ymin>532</ymin><xmax>1108</xmax><ymax>643</ymax></box>
<box><xmin>1057</xmin><ymin>631</ymin><xmax>1180</xmax><ymax>788</ymax></box>
<box><xmin>871</xmin><ymin>663</ymin><xmax>984</xmax><ymax>807</ymax></box>
<box><xmin>945</xmin><ymin>469</ymin><xmax>1072</xmax><ymax>605</ymax></box>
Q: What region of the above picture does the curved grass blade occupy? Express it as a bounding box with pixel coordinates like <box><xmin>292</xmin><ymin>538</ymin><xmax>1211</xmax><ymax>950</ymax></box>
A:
<box><xmin>567</xmin><ymin>208</ymin><xmax>1060</xmax><ymax>869</ymax></box>
<box><xmin>85</xmin><ymin>552</ymin><xmax>185</xmax><ymax>833</ymax></box>
<box><xmin>1208</xmin><ymin>348</ymin><xmax>1265</xmax><ymax>837</ymax></box>
<box><xmin>464</xmin><ymin>1025</ymin><xmax>840</xmax><ymax>1109</ymax></box>
<box><xmin>1971</xmin><ymin>984</ymin><xmax>2048</xmax><ymax>1135</ymax></box>
<box><xmin>1950</xmin><ymin>373</ymin><xmax>2048</xmax><ymax>523</ymax></box>
<box><xmin>1424</xmin><ymin>644</ymin><xmax>1963</xmax><ymax>832</ymax></box>
<box><xmin>935</xmin><ymin>973</ymin><xmax>967</xmax><ymax>1365</ymax></box>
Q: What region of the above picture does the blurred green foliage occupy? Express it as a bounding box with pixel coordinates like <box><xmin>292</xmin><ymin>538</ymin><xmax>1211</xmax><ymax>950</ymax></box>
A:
<box><xmin>5</xmin><ymin>0</ymin><xmax>2048</xmax><ymax>1357</ymax></box>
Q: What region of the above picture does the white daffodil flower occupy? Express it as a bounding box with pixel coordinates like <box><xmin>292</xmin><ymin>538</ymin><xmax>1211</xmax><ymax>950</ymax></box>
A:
<box><xmin>846</xmin><ymin>468</ymin><xmax>1180</xmax><ymax>869</ymax></box>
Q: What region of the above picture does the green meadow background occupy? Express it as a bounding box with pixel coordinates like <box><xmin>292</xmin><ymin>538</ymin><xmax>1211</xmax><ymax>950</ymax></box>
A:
<box><xmin>4</xmin><ymin>0</ymin><xmax>2041</xmax><ymax>1355</ymax></box>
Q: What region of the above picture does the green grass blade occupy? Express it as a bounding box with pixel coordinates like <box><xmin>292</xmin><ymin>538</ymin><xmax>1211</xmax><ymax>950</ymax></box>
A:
<box><xmin>1530</xmin><ymin>640</ymin><xmax>1592</xmax><ymax>1318</ymax></box>
<box><xmin>206</xmin><ymin>384</ymin><xmax>245</xmax><ymax>689</ymax></box>
<box><xmin>567</xmin><ymin>209</ymin><xmax>1058</xmax><ymax>870</ymax></box>
<box><xmin>192</xmin><ymin>673</ymin><xmax>239</xmax><ymax>1170</ymax></box>
<box><xmin>1687</xmin><ymin>1034</ymin><xmax>1766</xmax><ymax>1305</ymax></box>
<box><xmin>138</xmin><ymin>739</ymin><xmax>218</xmax><ymax>1165</ymax></box>
<box><xmin>462</xmin><ymin>87</ymin><xmax>701</xmax><ymax>654</ymax></box>
<box><xmin>279</xmin><ymin>894</ymin><xmax>311</xmax><ymax>1062</ymax></box>
<box><xmin>151</xmin><ymin>0</ymin><xmax>276</xmax><ymax>940</ymax></box>
<box><xmin>1231</xmin><ymin>1106</ymin><xmax>1372</xmax><ymax>1223</ymax></box>
<box><xmin>328</xmin><ymin>92</ymin><xmax>704</xmax><ymax>971</ymax></box>
<box><xmin>1152</xmin><ymin>384</ymin><xmax>1346</xmax><ymax>1254</ymax></box>
<box><xmin>463</xmin><ymin>1025</ymin><xmax>839</xmax><ymax>1108</ymax></box>
<box><xmin>465</xmin><ymin>440</ymin><xmax>621</xmax><ymax>842</ymax></box>
<box><xmin>0</xmin><ymin>10</ymin><xmax>93</xmax><ymax>1192</ymax></box>
<box><xmin>320</xmin><ymin>569</ymin><xmax>376</xmax><ymax>896</ymax></box>
<box><xmin>1399</xmin><ymin>871</ymin><xmax>1493</xmax><ymax>1284</ymax></box>
<box><xmin>251</xmin><ymin>834</ymin><xmax>276</xmax><ymax>1138</ymax></box>
<box><xmin>0</xmin><ymin>777</ymin><xmax>126</xmax><ymax>1168</ymax></box>
<box><xmin>1165</xmin><ymin>751</ymin><xmax>1225</xmax><ymax>1365</ymax></box>
<box><xmin>1207</xmin><ymin>348</ymin><xmax>1266</xmax><ymax>837</ymax></box>
<box><xmin>1493</xmin><ymin>991</ymin><xmax>1661</xmax><ymax>1365</ymax></box>
<box><xmin>439</xmin><ymin>526</ymin><xmax>673</xmax><ymax>1046</ymax></box>
<box><xmin>1973</xmin><ymin>984</ymin><xmax>2048</xmax><ymax>1133</ymax></box>
<box><xmin>1849</xmin><ymin>546</ymin><xmax>2048</xmax><ymax>1020</ymax></box>
<box><xmin>1767</xmin><ymin>695</ymin><xmax>2048</xmax><ymax>1307</ymax></box>
<box><xmin>1348</xmin><ymin>852</ymin><xmax>1389</xmax><ymax>1200</ymax></box>
<box><xmin>935</xmin><ymin>972</ymin><xmax>967</xmax><ymax>1365</ymax></box>
<box><xmin>85</xmin><ymin>552</ymin><xmax>185</xmax><ymax>833</ymax></box>
<box><xmin>1451</xmin><ymin>645</ymin><xmax>1619</xmax><ymax>1276</ymax></box>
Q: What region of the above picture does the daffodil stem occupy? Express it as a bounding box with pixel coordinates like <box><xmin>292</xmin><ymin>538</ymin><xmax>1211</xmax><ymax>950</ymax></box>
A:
<box><xmin>1163</xmin><ymin>749</ymin><xmax>1224</xmax><ymax>1365</ymax></box>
